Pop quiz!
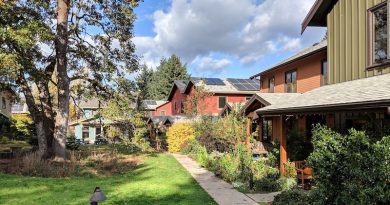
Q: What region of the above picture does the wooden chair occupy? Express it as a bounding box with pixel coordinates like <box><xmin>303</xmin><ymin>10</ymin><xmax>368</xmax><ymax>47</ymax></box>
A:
<box><xmin>294</xmin><ymin>160</ymin><xmax>313</xmax><ymax>187</ymax></box>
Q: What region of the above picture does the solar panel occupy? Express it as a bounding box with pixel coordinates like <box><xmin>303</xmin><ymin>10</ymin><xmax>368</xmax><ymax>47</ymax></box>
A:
<box><xmin>144</xmin><ymin>100</ymin><xmax>157</xmax><ymax>105</ymax></box>
<box><xmin>204</xmin><ymin>78</ymin><xmax>225</xmax><ymax>85</ymax></box>
<box><xmin>227</xmin><ymin>78</ymin><xmax>260</xmax><ymax>91</ymax></box>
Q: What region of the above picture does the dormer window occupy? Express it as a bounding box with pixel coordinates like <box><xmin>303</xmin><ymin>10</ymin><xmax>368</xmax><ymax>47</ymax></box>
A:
<box><xmin>368</xmin><ymin>2</ymin><xmax>390</xmax><ymax>67</ymax></box>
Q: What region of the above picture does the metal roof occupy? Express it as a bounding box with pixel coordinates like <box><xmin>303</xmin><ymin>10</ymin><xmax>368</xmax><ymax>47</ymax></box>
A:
<box><xmin>256</xmin><ymin>73</ymin><xmax>390</xmax><ymax>115</ymax></box>
<box><xmin>143</xmin><ymin>100</ymin><xmax>169</xmax><ymax>110</ymax></box>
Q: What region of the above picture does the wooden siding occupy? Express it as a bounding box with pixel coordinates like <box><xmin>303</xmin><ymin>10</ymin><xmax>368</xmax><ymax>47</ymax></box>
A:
<box><xmin>327</xmin><ymin>0</ymin><xmax>390</xmax><ymax>84</ymax></box>
<box><xmin>260</xmin><ymin>50</ymin><xmax>326</xmax><ymax>93</ymax></box>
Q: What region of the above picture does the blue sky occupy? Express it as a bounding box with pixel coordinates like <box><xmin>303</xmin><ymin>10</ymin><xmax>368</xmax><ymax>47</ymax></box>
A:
<box><xmin>132</xmin><ymin>0</ymin><xmax>326</xmax><ymax>79</ymax></box>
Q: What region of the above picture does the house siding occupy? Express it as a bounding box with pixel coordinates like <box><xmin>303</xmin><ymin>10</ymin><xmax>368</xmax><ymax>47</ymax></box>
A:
<box><xmin>0</xmin><ymin>91</ymin><xmax>12</xmax><ymax>118</ymax></box>
<box><xmin>188</xmin><ymin>86</ymin><xmax>252</xmax><ymax>115</ymax></box>
<box><xmin>154</xmin><ymin>102</ymin><xmax>172</xmax><ymax>116</ymax></box>
<box><xmin>327</xmin><ymin>0</ymin><xmax>390</xmax><ymax>85</ymax></box>
<box><xmin>170</xmin><ymin>87</ymin><xmax>187</xmax><ymax>115</ymax></box>
<box><xmin>260</xmin><ymin>50</ymin><xmax>326</xmax><ymax>93</ymax></box>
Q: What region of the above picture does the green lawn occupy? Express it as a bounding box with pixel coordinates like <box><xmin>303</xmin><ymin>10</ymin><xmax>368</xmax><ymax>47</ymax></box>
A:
<box><xmin>0</xmin><ymin>154</ymin><xmax>216</xmax><ymax>205</ymax></box>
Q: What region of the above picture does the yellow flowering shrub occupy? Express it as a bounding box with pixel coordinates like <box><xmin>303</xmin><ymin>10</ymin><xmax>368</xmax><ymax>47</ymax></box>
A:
<box><xmin>167</xmin><ymin>122</ymin><xmax>195</xmax><ymax>152</ymax></box>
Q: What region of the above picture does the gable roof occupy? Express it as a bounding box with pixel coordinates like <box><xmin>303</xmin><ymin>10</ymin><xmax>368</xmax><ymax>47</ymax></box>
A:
<box><xmin>143</xmin><ymin>100</ymin><xmax>169</xmax><ymax>110</ymax></box>
<box><xmin>147</xmin><ymin>115</ymin><xmax>189</xmax><ymax>125</ymax></box>
<box><xmin>257</xmin><ymin>73</ymin><xmax>390</xmax><ymax>115</ymax></box>
<box><xmin>239</xmin><ymin>93</ymin><xmax>301</xmax><ymax>115</ymax></box>
<box><xmin>250</xmin><ymin>40</ymin><xmax>327</xmax><ymax>79</ymax></box>
<box><xmin>219</xmin><ymin>102</ymin><xmax>244</xmax><ymax>116</ymax></box>
<box><xmin>301</xmin><ymin>0</ymin><xmax>339</xmax><ymax>33</ymax></box>
<box><xmin>167</xmin><ymin>80</ymin><xmax>191</xmax><ymax>101</ymax></box>
<box><xmin>79</xmin><ymin>99</ymin><xmax>101</xmax><ymax>109</ymax></box>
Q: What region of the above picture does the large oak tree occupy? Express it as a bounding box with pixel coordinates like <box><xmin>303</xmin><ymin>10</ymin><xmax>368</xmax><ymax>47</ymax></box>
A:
<box><xmin>0</xmin><ymin>0</ymin><xmax>140</xmax><ymax>159</ymax></box>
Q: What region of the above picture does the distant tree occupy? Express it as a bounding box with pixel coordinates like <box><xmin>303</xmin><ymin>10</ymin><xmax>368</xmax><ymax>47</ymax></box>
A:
<box><xmin>149</xmin><ymin>55</ymin><xmax>190</xmax><ymax>100</ymax></box>
<box><xmin>136</xmin><ymin>64</ymin><xmax>154</xmax><ymax>108</ymax></box>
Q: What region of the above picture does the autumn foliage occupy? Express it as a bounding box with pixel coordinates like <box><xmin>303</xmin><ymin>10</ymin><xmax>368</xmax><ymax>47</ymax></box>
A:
<box><xmin>166</xmin><ymin>122</ymin><xmax>195</xmax><ymax>152</ymax></box>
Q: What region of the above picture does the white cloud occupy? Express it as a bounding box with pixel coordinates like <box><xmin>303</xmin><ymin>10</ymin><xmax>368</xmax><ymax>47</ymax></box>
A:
<box><xmin>134</xmin><ymin>0</ymin><xmax>325</xmax><ymax>72</ymax></box>
<box><xmin>192</xmin><ymin>56</ymin><xmax>232</xmax><ymax>74</ymax></box>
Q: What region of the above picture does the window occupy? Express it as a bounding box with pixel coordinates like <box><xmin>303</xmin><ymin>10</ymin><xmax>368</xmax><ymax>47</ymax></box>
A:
<box><xmin>285</xmin><ymin>70</ymin><xmax>297</xmax><ymax>93</ymax></box>
<box><xmin>1</xmin><ymin>97</ymin><xmax>6</xmax><ymax>109</ymax></box>
<box><xmin>262</xmin><ymin>119</ymin><xmax>272</xmax><ymax>143</ymax></box>
<box><xmin>268</xmin><ymin>77</ymin><xmax>275</xmax><ymax>93</ymax></box>
<box><xmin>180</xmin><ymin>100</ymin><xmax>185</xmax><ymax>114</ymax></box>
<box><xmin>82</xmin><ymin>126</ymin><xmax>89</xmax><ymax>140</ymax></box>
<box><xmin>218</xmin><ymin>96</ymin><xmax>227</xmax><ymax>109</ymax></box>
<box><xmin>321</xmin><ymin>60</ymin><xmax>328</xmax><ymax>86</ymax></box>
<box><xmin>174</xmin><ymin>102</ymin><xmax>177</xmax><ymax>111</ymax></box>
<box><xmin>160</xmin><ymin>111</ymin><xmax>165</xmax><ymax>116</ymax></box>
<box><xmin>368</xmin><ymin>2</ymin><xmax>390</xmax><ymax>67</ymax></box>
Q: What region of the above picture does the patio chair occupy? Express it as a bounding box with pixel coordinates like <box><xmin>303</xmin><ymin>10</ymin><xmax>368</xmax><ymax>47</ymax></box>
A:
<box><xmin>294</xmin><ymin>160</ymin><xmax>313</xmax><ymax>188</ymax></box>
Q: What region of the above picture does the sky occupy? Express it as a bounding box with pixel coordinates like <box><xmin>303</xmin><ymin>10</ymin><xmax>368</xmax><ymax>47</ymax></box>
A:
<box><xmin>132</xmin><ymin>0</ymin><xmax>326</xmax><ymax>79</ymax></box>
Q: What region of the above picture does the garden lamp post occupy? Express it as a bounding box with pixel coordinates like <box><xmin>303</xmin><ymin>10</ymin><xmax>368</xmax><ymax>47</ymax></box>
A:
<box><xmin>90</xmin><ymin>187</ymin><xmax>107</xmax><ymax>205</ymax></box>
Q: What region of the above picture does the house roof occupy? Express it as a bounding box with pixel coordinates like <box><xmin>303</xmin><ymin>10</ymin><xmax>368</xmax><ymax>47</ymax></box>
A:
<box><xmin>256</xmin><ymin>73</ymin><xmax>390</xmax><ymax>115</ymax></box>
<box><xmin>192</xmin><ymin>78</ymin><xmax>259</xmax><ymax>94</ymax></box>
<box><xmin>239</xmin><ymin>93</ymin><xmax>301</xmax><ymax>115</ymax></box>
<box><xmin>147</xmin><ymin>115</ymin><xmax>188</xmax><ymax>125</ymax></box>
<box><xmin>79</xmin><ymin>99</ymin><xmax>102</xmax><ymax>109</ymax></box>
<box><xmin>143</xmin><ymin>100</ymin><xmax>169</xmax><ymax>110</ymax></box>
<box><xmin>250</xmin><ymin>40</ymin><xmax>327</xmax><ymax>79</ymax></box>
<box><xmin>174</xmin><ymin>80</ymin><xmax>190</xmax><ymax>93</ymax></box>
<box><xmin>167</xmin><ymin>80</ymin><xmax>192</xmax><ymax>101</ymax></box>
<box><xmin>301</xmin><ymin>0</ymin><xmax>339</xmax><ymax>33</ymax></box>
<box><xmin>219</xmin><ymin>102</ymin><xmax>244</xmax><ymax>116</ymax></box>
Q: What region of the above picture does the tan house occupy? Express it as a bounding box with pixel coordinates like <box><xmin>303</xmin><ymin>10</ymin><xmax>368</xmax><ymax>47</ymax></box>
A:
<box><xmin>248</xmin><ymin>0</ymin><xmax>390</xmax><ymax>176</ymax></box>
<box><xmin>0</xmin><ymin>88</ymin><xmax>14</xmax><ymax>134</ymax></box>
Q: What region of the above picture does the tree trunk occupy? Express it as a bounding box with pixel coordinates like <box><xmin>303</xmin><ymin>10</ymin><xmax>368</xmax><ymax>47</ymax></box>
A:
<box><xmin>17</xmin><ymin>71</ymin><xmax>53</xmax><ymax>158</ymax></box>
<box><xmin>53</xmin><ymin>0</ymin><xmax>70</xmax><ymax>160</ymax></box>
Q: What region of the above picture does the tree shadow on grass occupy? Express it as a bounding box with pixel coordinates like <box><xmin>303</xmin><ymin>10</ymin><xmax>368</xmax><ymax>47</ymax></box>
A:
<box><xmin>0</xmin><ymin>154</ymin><xmax>216</xmax><ymax>205</ymax></box>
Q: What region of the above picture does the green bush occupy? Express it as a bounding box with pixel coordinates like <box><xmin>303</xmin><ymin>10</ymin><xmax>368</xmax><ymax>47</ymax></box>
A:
<box><xmin>277</xmin><ymin>177</ymin><xmax>297</xmax><ymax>191</ymax></box>
<box><xmin>273</xmin><ymin>189</ymin><xmax>311</xmax><ymax>205</ymax></box>
<box><xmin>0</xmin><ymin>136</ymin><xmax>10</xmax><ymax>144</ymax></box>
<box><xmin>109</xmin><ymin>143</ymin><xmax>142</xmax><ymax>154</ymax></box>
<box><xmin>66</xmin><ymin>137</ymin><xmax>80</xmax><ymax>150</ymax></box>
<box><xmin>308</xmin><ymin>125</ymin><xmax>390</xmax><ymax>204</ymax></box>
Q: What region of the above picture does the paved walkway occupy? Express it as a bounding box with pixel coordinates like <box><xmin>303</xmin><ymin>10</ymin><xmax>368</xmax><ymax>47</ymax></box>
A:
<box><xmin>172</xmin><ymin>154</ymin><xmax>280</xmax><ymax>205</ymax></box>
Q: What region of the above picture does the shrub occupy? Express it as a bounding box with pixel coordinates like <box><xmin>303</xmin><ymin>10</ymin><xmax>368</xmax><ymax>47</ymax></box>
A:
<box><xmin>166</xmin><ymin>122</ymin><xmax>195</xmax><ymax>153</ymax></box>
<box><xmin>0</xmin><ymin>136</ymin><xmax>10</xmax><ymax>144</ymax></box>
<box><xmin>66</xmin><ymin>136</ymin><xmax>80</xmax><ymax>150</ymax></box>
<box><xmin>308</xmin><ymin>125</ymin><xmax>390</xmax><ymax>204</ymax></box>
<box><xmin>109</xmin><ymin>143</ymin><xmax>142</xmax><ymax>154</ymax></box>
<box><xmin>273</xmin><ymin>189</ymin><xmax>311</xmax><ymax>205</ymax></box>
<box><xmin>277</xmin><ymin>177</ymin><xmax>297</xmax><ymax>191</ymax></box>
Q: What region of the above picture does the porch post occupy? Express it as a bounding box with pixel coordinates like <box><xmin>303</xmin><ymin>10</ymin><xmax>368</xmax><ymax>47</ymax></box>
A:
<box><xmin>258</xmin><ymin>118</ymin><xmax>262</xmax><ymax>142</ymax></box>
<box><xmin>246</xmin><ymin>118</ymin><xmax>251</xmax><ymax>151</ymax></box>
<box><xmin>279</xmin><ymin>115</ymin><xmax>287</xmax><ymax>176</ymax></box>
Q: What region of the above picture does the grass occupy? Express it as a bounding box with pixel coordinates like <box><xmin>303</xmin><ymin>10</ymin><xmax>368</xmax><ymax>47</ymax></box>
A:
<box><xmin>0</xmin><ymin>154</ymin><xmax>216</xmax><ymax>205</ymax></box>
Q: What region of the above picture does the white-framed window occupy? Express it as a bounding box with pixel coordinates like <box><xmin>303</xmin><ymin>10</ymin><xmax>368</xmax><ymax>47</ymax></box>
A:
<box><xmin>160</xmin><ymin>110</ymin><xmax>165</xmax><ymax>116</ymax></box>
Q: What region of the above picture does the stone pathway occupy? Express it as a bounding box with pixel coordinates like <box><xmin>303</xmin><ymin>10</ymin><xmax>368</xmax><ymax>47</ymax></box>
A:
<box><xmin>172</xmin><ymin>154</ymin><xmax>280</xmax><ymax>205</ymax></box>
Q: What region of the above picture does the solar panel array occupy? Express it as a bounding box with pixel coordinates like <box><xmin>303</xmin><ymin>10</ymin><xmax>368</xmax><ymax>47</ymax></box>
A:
<box><xmin>144</xmin><ymin>100</ymin><xmax>157</xmax><ymax>106</ymax></box>
<box><xmin>226</xmin><ymin>78</ymin><xmax>260</xmax><ymax>91</ymax></box>
<box><xmin>203</xmin><ymin>78</ymin><xmax>225</xmax><ymax>85</ymax></box>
